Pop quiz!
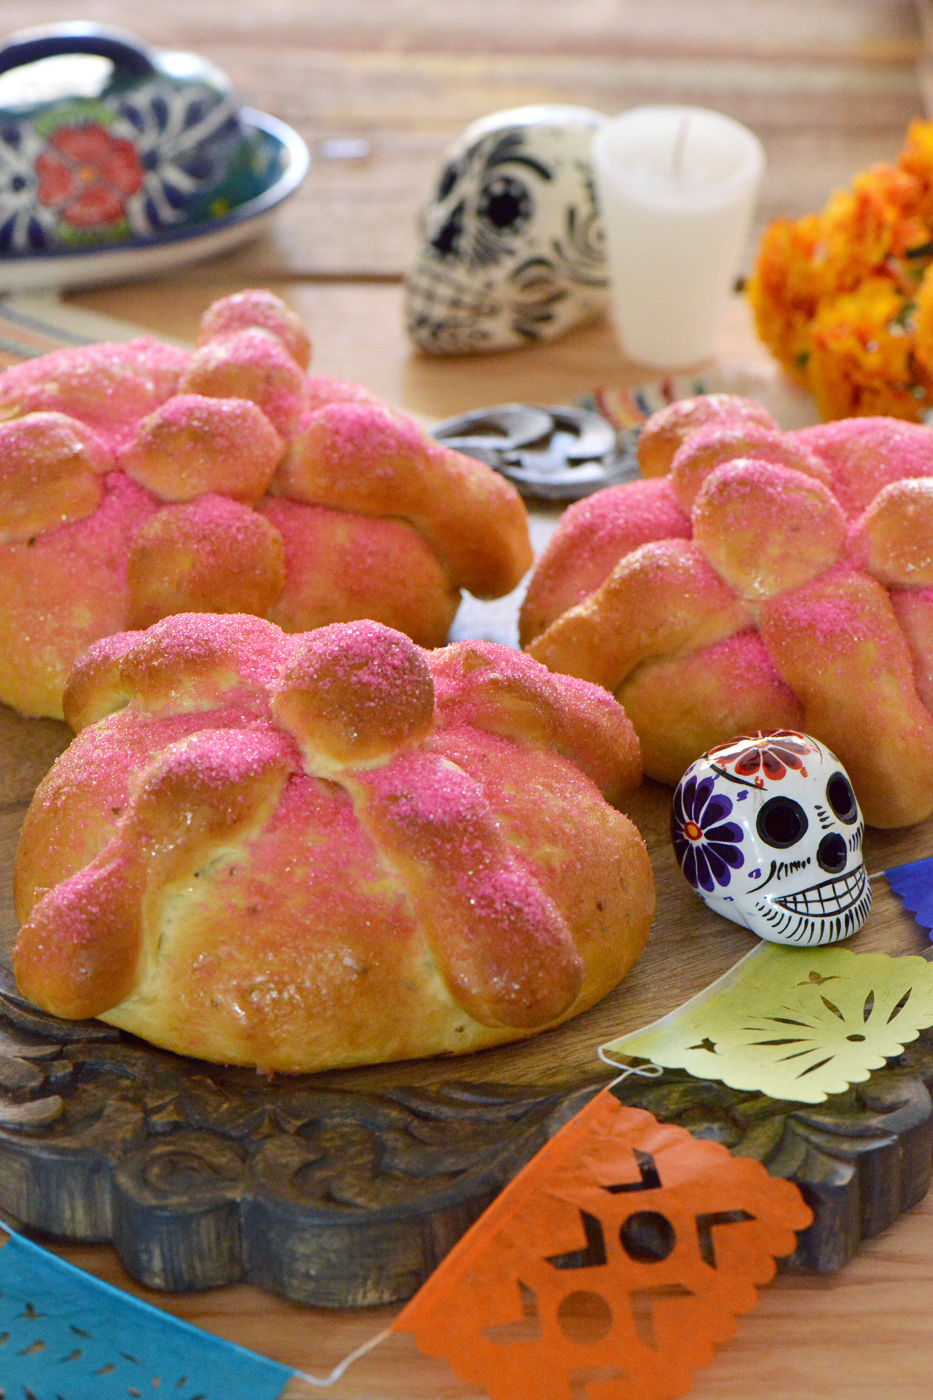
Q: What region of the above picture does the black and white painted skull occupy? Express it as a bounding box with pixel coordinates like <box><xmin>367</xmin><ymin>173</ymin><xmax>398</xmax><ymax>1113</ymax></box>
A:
<box><xmin>405</xmin><ymin>105</ymin><xmax>609</xmax><ymax>354</ymax></box>
<box><xmin>671</xmin><ymin>731</ymin><xmax>871</xmax><ymax>947</ymax></box>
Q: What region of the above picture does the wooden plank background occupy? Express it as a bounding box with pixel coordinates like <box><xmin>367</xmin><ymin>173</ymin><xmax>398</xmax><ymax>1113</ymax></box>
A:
<box><xmin>4</xmin><ymin>1</ymin><xmax>929</xmax><ymax>282</ymax></box>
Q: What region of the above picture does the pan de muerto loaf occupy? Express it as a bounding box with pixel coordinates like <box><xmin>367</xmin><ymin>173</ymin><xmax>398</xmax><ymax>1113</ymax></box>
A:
<box><xmin>13</xmin><ymin>614</ymin><xmax>652</xmax><ymax>1072</ymax></box>
<box><xmin>0</xmin><ymin>289</ymin><xmax>531</xmax><ymax>719</ymax></box>
<box><xmin>522</xmin><ymin>394</ymin><xmax>933</xmax><ymax>828</ymax></box>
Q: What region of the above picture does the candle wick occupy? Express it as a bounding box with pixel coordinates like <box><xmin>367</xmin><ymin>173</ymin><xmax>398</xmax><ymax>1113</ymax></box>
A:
<box><xmin>671</xmin><ymin>116</ymin><xmax>689</xmax><ymax>181</ymax></box>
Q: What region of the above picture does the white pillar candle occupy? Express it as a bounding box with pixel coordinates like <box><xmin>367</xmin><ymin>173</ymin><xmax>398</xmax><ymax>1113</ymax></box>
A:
<box><xmin>592</xmin><ymin>106</ymin><xmax>765</xmax><ymax>369</ymax></box>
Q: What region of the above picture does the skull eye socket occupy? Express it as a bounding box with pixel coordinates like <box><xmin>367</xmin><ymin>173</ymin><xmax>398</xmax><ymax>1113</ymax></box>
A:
<box><xmin>435</xmin><ymin>162</ymin><xmax>459</xmax><ymax>202</ymax></box>
<box><xmin>817</xmin><ymin>832</ymin><xmax>848</xmax><ymax>873</ymax></box>
<box><xmin>477</xmin><ymin>175</ymin><xmax>533</xmax><ymax>233</ymax></box>
<box><xmin>756</xmin><ymin>796</ymin><xmax>809</xmax><ymax>849</ymax></box>
<box><xmin>826</xmin><ymin>771</ymin><xmax>858</xmax><ymax>824</ymax></box>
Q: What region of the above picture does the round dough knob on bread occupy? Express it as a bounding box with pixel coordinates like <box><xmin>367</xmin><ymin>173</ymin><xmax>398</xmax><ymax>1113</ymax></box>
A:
<box><xmin>119</xmin><ymin>394</ymin><xmax>284</xmax><ymax>504</ymax></box>
<box><xmin>0</xmin><ymin>412</ymin><xmax>108</xmax><ymax>541</ymax></box>
<box><xmin>196</xmin><ymin>289</ymin><xmax>312</xmax><ymax>370</ymax></box>
<box><xmin>636</xmin><ymin>392</ymin><xmax>778</xmax><ymax>478</ymax></box>
<box><xmin>15</xmin><ymin>614</ymin><xmax>653</xmax><ymax>1072</ymax></box>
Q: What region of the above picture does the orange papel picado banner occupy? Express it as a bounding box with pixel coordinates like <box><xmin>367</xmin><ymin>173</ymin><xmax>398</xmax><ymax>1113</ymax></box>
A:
<box><xmin>393</xmin><ymin>1087</ymin><xmax>812</xmax><ymax>1400</ymax></box>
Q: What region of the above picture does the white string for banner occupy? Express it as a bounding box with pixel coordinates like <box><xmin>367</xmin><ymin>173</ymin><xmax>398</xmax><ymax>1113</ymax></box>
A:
<box><xmin>292</xmin><ymin>1326</ymin><xmax>395</xmax><ymax>1387</ymax></box>
<box><xmin>598</xmin><ymin>1050</ymin><xmax>667</xmax><ymax>1079</ymax></box>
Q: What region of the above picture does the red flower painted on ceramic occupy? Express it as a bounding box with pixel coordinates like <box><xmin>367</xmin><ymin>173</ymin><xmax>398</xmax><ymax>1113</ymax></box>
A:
<box><xmin>35</xmin><ymin>125</ymin><xmax>144</xmax><ymax>229</ymax></box>
<box><xmin>709</xmin><ymin>730</ymin><xmax>818</xmax><ymax>785</ymax></box>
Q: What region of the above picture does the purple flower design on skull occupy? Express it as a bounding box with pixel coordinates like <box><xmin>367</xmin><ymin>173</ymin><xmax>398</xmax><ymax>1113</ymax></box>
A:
<box><xmin>671</xmin><ymin>774</ymin><xmax>745</xmax><ymax>893</ymax></box>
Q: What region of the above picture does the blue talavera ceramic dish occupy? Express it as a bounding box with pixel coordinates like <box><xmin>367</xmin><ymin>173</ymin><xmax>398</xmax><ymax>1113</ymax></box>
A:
<box><xmin>0</xmin><ymin>22</ymin><xmax>307</xmax><ymax>258</ymax></box>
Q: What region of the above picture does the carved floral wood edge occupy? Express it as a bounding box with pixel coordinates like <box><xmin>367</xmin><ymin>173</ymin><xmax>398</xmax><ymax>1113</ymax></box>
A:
<box><xmin>0</xmin><ymin>968</ymin><xmax>930</xmax><ymax>1307</ymax></box>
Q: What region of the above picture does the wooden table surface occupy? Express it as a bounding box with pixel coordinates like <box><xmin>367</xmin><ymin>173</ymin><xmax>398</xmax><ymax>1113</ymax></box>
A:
<box><xmin>6</xmin><ymin>1</ymin><xmax>933</xmax><ymax>1396</ymax></box>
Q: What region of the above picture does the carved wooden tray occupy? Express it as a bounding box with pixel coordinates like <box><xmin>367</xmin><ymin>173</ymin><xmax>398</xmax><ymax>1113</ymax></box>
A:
<box><xmin>0</xmin><ymin>703</ymin><xmax>932</xmax><ymax>1307</ymax></box>
<box><xmin>1</xmin><ymin>964</ymin><xmax>932</xmax><ymax>1305</ymax></box>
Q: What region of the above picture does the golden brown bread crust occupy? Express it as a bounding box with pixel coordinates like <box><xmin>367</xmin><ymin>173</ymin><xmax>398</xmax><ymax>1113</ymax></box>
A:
<box><xmin>0</xmin><ymin>292</ymin><xmax>532</xmax><ymax>719</ymax></box>
<box><xmin>273</xmin><ymin>401</ymin><xmax>532</xmax><ymax>598</ymax></box>
<box><xmin>636</xmin><ymin>393</ymin><xmax>778</xmax><ymax>477</ymax></box>
<box><xmin>524</xmin><ymin>400</ymin><xmax>933</xmax><ymax>827</ymax></box>
<box><xmin>15</xmin><ymin>615</ymin><xmax>652</xmax><ymax>1072</ymax></box>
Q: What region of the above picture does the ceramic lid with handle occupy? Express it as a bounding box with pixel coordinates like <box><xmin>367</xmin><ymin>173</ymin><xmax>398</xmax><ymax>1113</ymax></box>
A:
<box><xmin>0</xmin><ymin>22</ymin><xmax>286</xmax><ymax>254</ymax></box>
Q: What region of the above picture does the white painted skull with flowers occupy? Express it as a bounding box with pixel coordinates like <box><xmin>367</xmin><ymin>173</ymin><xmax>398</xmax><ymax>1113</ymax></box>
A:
<box><xmin>671</xmin><ymin>731</ymin><xmax>871</xmax><ymax>946</ymax></box>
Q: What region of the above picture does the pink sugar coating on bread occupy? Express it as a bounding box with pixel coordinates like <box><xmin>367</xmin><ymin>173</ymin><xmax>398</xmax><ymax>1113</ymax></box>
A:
<box><xmin>257</xmin><ymin>496</ymin><xmax>459</xmax><ymax>646</ymax></box>
<box><xmin>760</xmin><ymin>561</ymin><xmax>871</xmax><ymax>647</ymax></box>
<box><xmin>15</xmin><ymin>698</ymin><xmax>276</xmax><ymax>909</ymax></box>
<box><xmin>0</xmin><ymin>413</ymin><xmax>108</xmax><ymax>541</ymax></box>
<box><xmin>120</xmin><ymin>393</ymin><xmax>284</xmax><ymax>505</ymax></box>
<box><xmin>355</xmin><ymin>748</ymin><xmax>576</xmax><ymax>954</ymax></box>
<box><xmin>180</xmin><ymin>328</ymin><xmax>307</xmax><ymax>437</ymax></box>
<box><xmin>845</xmin><ymin>476</ymin><xmax>933</xmax><ymax>585</ymax></box>
<box><xmin>700</xmin><ymin>627</ymin><xmax>798</xmax><ymax>696</ymax></box>
<box><xmin>428</xmin><ymin>638</ymin><xmax>641</xmax><ymax>800</ymax></box>
<box><xmin>275</xmin><ymin>398</ymin><xmax>532</xmax><ymax>600</ymax></box>
<box><xmin>670</xmin><ymin>421</ymin><xmax>831</xmax><ymax>511</ymax></box>
<box><xmin>351</xmin><ymin>747</ymin><xmax>584</xmax><ymax>1029</ymax></box>
<box><xmin>758</xmin><ymin>566</ymin><xmax>933</xmax><ymax>827</ymax></box>
<box><xmin>222</xmin><ymin>768</ymin><xmax>416</xmax><ymax>942</ymax></box>
<box><xmin>561</xmin><ymin>476</ymin><xmax>693</xmax><ymax>548</ymax></box>
<box><xmin>429</xmin><ymin>637</ymin><xmax>614</xmax><ymax>720</ymax></box>
<box><xmin>285</xmin><ymin>618</ymin><xmax>426</xmax><ymax>690</ymax></box>
<box><xmin>197</xmin><ymin>289</ymin><xmax>312</xmax><ymax>370</ymax></box>
<box><xmin>2</xmin><ymin>470</ymin><xmax>157</xmax><ymax>601</ymax></box>
<box><xmin>122</xmin><ymin>612</ymin><xmax>297</xmax><ymax>695</ymax></box>
<box><xmin>0</xmin><ymin>291</ymin><xmax>533</xmax><ymax>721</ymax></box>
<box><xmin>523</xmin><ymin>397</ymin><xmax>933</xmax><ymax>824</ymax></box>
<box><xmin>636</xmin><ymin>393</ymin><xmax>778</xmax><ymax>476</ymax></box>
<box><xmin>617</xmin><ymin>628</ymin><xmax>805</xmax><ymax>785</ymax></box>
<box><xmin>276</xmin><ymin>619</ymin><xmax>433</xmax><ymax>726</ymax></box>
<box><xmin>519</xmin><ymin>476</ymin><xmax>691</xmax><ymax>644</ymax></box>
<box><xmin>291</xmin><ymin>399</ymin><xmax>427</xmax><ymax>477</ymax></box>
<box><xmin>149</xmin><ymin>769</ymin><xmax>433</xmax><ymax>1069</ymax></box>
<box><xmin>63</xmin><ymin>706</ymin><xmax>253</xmax><ymax>801</ymax></box>
<box><xmin>144</xmin><ymin>489</ymin><xmax>277</xmax><ymax>546</ymax></box>
<box><xmin>0</xmin><ymin>339</ymin><xmax>189</xmax><ymax>450</ymax></box>
<box><xmin>301</xmin><ymin>378</ymin><xmax>384</xmax><ymax>413</ymax></box>
<box><xmin>130</xmin><ymin>490</ymin><xmax>284</xmax><ymax>571</ymax></box>
<box><xmin>689</xmin><ymin>456</ymin><xmax>840</xmax><ymax>537</ymax></box>
<box><xmin>126</xmin><ymin>492</ymin><xmax>287</xmax><ymax>629</ymax></box>
<box><xmin>0</xmin><ymin>471</ymin><xmax>159</xmax><ymax>716</ymax></box>
<box><xmin>790</xmin><ymin>417</ymin><xmax>933</xmax><ymax>518</ymax></box>
<box><xmin>272</xmin><ymin>621</ymin><xmax>435</xmax><ymax>771</ymax></box>
<box><xmin>16</xmin><ymin>854</ymin><xmax>139</xmax><ymax>1016</ymax></box>
<box><xmin>14</xmin><ymin>613</ymin><xmax>652</xmax><ymax>1064</ymax></box>
<box><xmin>144</xmin><ymin>723</ymin><xmax>296</xmax><ymax>790</ymax></box>
<box><xmin>0</xmin><ymin>411</ymin><xmax>112</xmax><ymax>477</ymax></box>
<box><xmin>361</xmin><ymin>745</ymin><xmax>502</xmax><ymax>852</ymax></box>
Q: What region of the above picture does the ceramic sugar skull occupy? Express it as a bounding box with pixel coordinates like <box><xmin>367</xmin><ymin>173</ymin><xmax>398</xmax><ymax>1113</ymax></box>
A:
<box><xmin>671</xmin><ymin>731</ymin><xmax>871</xmax><ymax>946</ymax></box>
<box><xmin>405</xmin><ymin>104</ymin><xmax>609</xmax><ymax>354</ymax></box>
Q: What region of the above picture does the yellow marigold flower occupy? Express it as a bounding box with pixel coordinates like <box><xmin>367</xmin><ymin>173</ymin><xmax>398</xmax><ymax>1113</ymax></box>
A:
<box><xmin>821</xmin><ymin>164</ymin><xmax>923</xmax><ymax>283</ymax></box>
<box><xmin>911</xmin><ymin>261</ymin><xmax>933</xmax><ymax>377</ymax></box>
<box><xmin>746</xmin><ymin>214</ymin><xmax>825</xmax><ymax>381</ymax></box>
<box><xmin>898</xmin><ymin>118</ymin><xmax>933</xmax><ymax>221</ymax></box>
<box><xmin>807</xmin><ymin>278</ymin><xmax>931</xmax><ymax>421</ymax></box>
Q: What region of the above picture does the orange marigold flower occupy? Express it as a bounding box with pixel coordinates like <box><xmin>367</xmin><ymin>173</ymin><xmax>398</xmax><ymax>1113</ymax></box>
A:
<box><xmin>807</xmin><ymin>278</ymin><xmax>931</xmax><ymax>421</ymax></box>
<box><xmin>749</xmin><ymin>121</ymin><xmax>933</xmax><ymax>421</ymax></box>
